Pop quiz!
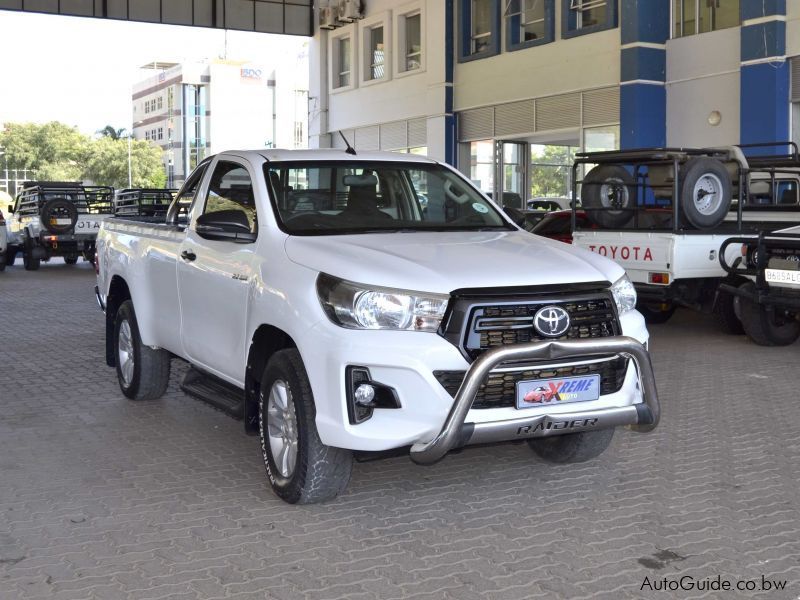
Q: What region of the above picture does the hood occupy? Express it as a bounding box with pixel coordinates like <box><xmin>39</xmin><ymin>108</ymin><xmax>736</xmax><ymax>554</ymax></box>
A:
<box><xmin>284</xmin><ymin>230</ymin><xmax>625</xmax><ymax>294</ymax></box>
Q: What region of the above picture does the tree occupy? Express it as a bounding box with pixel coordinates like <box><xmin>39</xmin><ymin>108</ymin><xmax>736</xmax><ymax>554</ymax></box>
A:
<box><xmin>0</xmin><ymin>122</ymin><xmax>90</xmax><ymax>181</ymax></box>
<box><xmin>0</xmin><ymin>122</ymin><xmax>165</xmax><ymax>188</ymax></box>
<box><xmin>530</xmin><ymin>144</ymin><xmax>576</xmax><ymax>198</ymax></box>
<box><xmin>97</xmin><ymin>125</ymin><xmax>127</xmax><ymax>140</ymax></box>
<box><xmin>84</xmin><ymin>137</ymin><xmax>166</xmax><ymax>189</ymax></box>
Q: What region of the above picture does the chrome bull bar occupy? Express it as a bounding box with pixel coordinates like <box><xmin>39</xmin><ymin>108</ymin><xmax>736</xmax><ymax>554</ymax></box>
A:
<box><xmin>409</xmin><ymin>336</ymin><xmax>659</xmax><ymax>465</ymax></box>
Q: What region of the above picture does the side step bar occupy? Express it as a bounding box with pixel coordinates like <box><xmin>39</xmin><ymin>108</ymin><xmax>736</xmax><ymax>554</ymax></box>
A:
<box><xmin>180</xmin><ymin>368</ymin><xmax>244</xmax><ymax>419</ymax></box>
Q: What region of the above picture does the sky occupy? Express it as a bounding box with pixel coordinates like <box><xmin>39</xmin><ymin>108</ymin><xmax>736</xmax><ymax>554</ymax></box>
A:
<box><xmin>0</xmin><ymin>11</ymin><xmax>307</xmax><ymax>135</ymax></box>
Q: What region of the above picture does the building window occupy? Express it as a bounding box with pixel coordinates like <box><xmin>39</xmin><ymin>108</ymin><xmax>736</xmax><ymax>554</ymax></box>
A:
<box><xmin>460</xmin><ymin>0</ymin><xmax>500</xmax><ymax>61</ymax></box>
<box><xmin>157</xmin><ymin>96</ymin><xmax>163</xmax><ymax>110</ymax></box>
<box><xmin>471</xmin><ymin>0</ymin><xmax>493</xmax><ymax>54</ymax></box>
<box><xmin>294</xmin><ymin>121</ymin><xmax>305</xmax><ymax>148</ymax></box>
<box><xmin>469</xmin><ymin>140</ymin><xmax>495</xmax><ymax>194</ymax></box>
<box><xmin>562</xmin><ymin>0</ymin><xmax>617</xmax><ymax>38</ymax></box>
<box><xmin>158</xmin><ymin>127</ymin><xmax>164</xmax><ymax>141</ymax></box>
<box><xmin>673</xmin><ymin>0</ymin><xmax>740</xmax><ymax>38</ymax></box>
<box><xmin>368</xmin><ymin>26</ymin><xmax>385</xmax><ymax>80</ymax></box>
<box><xmin>337</xmin><ymin>36</ymin><xmax>351</xmax><ymax>88</ymax></box>
<box><xmin>507</xmin><ymin>0</ymin><xmax>554</xmax><ymax>50</ymax></box>
<box><xmin>404</xmin><ymin>13</ymin><xmax>422</xmax><ymax>71</ymax></box>
<box><xmin>144</xmin><ymin>102</ymin><xmax>150</xmax><ymax>114</ymax></box>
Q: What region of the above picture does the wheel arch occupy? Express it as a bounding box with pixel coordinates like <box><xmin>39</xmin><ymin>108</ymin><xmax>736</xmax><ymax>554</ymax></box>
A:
<box><xmin>105</xmin><ymin>275</ymin><xmax>132</xmax><ymax>367</ymax></box>
<box><xmin>244</xmin><ymin>324</ymin><xmax>298</xmax><ymax>434</ymax></box>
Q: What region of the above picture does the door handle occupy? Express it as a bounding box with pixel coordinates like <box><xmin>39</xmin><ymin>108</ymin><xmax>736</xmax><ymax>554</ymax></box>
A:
<box><xmin>181</xmin><ymin>250</ymin><xmax>197</xmax><ymax>262</ymax></box>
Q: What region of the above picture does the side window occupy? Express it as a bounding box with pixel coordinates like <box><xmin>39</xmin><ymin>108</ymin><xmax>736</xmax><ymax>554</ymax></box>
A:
<box><xmin>202</xmin><ymin>161</ymin><xmax>258</xmax><ymax>234</ymax></box>
<box><xmin>171</xmin><ymin>163</ymin><xmax>209</xmax><ymax>224</ymax></box>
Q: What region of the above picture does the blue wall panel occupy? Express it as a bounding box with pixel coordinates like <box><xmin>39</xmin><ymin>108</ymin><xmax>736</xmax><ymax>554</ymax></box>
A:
<box><xmin>621</xmin><ymin>84</ymin><xmax>667</xmax><ymax>149</ymax></box>
<box><xmin>740</xmin><ymin>62</ymin><xmax>790</xmax><ymax>153</ymax></box>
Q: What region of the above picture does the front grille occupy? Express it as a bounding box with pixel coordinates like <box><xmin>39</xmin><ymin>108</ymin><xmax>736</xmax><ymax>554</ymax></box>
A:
<box><xmin>434</xmin><ymin>357</ymin><xmax>628</xmax><ymax>410</ymax></box>
<box><xmin>458</xmin><ymin>295</ymin><xmax>619</xmax><ymax>360</ymax></box>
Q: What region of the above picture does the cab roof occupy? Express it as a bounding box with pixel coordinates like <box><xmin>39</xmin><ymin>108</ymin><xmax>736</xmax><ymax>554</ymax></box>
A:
<box><xmin>218</xmin><ymin>148</ymin><xmax>441</xmax><ymax>165</ymax></box>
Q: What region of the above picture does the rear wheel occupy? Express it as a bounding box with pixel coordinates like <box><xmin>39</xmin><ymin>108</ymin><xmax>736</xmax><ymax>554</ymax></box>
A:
<box><xmin>6</xmin><ymin>247</ymin><xmax>16</xmax><ymax>267</ymax></box>
<box><xmin>23</xmin><ymin>251</ymin><xmax>40</xmax><ymax>271</ymax></box>
<box><xmin>739</xmin><ymin>283</ymin><xmax>800</xmax><ymax>346</ymax></box>
<box><xmin>113</xmin><ymin>300</ymin><xmax>171</xmax><ymax>400</ymax></box>
<box><xmin>581</xmin><ymin>165</ymin><xmax>636</xmax><ymax>229</ymax></box>
<box><xmin>0</xmin><ymin>252</ymin><xmax>6</xmax><ymax>272</ymax></box>
<box><xmin>637</xmin><ymin>302</ymin><xmax>676</xmax><ymax>324</ymax></box>
<box><xmin>259</xmin><ymin>349</ymin><xmax>353</xmax><ymax>504</ymax></box>
<box><xmin>64</xmin><ymin>255</ymin><xmax>79</xmax><ymax>265</ymax></box>
<box><xmin>528</xmin><ymin>428</ymin><xmax>615</xmax><ymax>463</ymax></box>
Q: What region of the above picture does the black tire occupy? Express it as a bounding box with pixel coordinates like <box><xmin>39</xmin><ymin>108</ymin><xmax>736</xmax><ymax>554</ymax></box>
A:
<box><xmin>23</xmin><ymin>251</ymin><xmax>40</xmax><ymax>271</ymax></box>
<box><xmin>528</xmin><ymin>427</ymin><xmax>615</xmax><ymax>463</ymax></box>
<box><xmin>738</xmin><ymin>282</ymin><xmax>800</xmax><ymax>346</ymax></box>
<box><xmin>713</xmin><ymin>289</ymin><xmax>744</xmax><ymax>335</ymax></box>
<box><xmin>637</xmin><ymin>302</ymin><xmax>676</xmax><ymax>324</ymax></box>
<box><xmin>581</xmin><ymin>165</ymin><xmax>635</xmax><ymax>228</ymax></box>
<box><xmin>113</xmin><ymin>300</ymin><xmax>171</xmax><ymax>400</ymax></box>
<box><xmin>64</xmin><ymin>255</ymin><xmax>79</xmax><ymax>265</ymax></box>
<box><xmin>40</xmin><ymin>198</ymin><xmax>78</xmax><ymax>234</ymax></box>
<box><xmin>679</xmin><ymin>157</ymin><xmax>732</xmax><ymax>229</ymax></box>
<box><xmin>6</xmin><ymin>247</ymin><xmax>16</xmax><ymax>267</ymax></box>
<box><xmin>0</xmin><ymin>252</ymin><xmax>6</xmax><ymax>272</ymax></box>
<box><xmin>259</xmin><ymin>349</ymin><xmax>353</xmax><ymax>504</ymax></box>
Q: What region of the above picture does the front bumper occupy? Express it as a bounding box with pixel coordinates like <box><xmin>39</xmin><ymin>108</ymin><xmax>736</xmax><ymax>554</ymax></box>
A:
<box><xmin>408</xmin><ymin>336</ymin><xmax>658</xmax><ymax>464</ymax></box>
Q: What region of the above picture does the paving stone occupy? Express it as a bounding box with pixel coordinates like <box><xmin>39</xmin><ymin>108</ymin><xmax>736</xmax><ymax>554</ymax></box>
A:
<box><xmin>1</xmin><ymin>261</ymin><xmax>799</xmax><ymax>599</ymax></box>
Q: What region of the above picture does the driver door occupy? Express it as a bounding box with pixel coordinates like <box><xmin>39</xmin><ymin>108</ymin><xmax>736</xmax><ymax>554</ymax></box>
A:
<box><xmin>177</xmin><ymin>157</ymin><xmax>260</xmax><ymax>383</ymax></box>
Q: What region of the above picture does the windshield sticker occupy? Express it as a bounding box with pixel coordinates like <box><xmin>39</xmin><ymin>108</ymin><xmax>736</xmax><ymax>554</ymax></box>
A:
<box><xmin>472</xmin><ymin>203</ymin><xmax>489</xmax><ymax>214</ymax></box>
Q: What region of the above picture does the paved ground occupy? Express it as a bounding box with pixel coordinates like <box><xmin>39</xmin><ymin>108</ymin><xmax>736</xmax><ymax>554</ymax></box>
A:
<box><xmin>1</xmin><ymin>261</ymin><xmax>799</xmax><ymax>600</ymax></box>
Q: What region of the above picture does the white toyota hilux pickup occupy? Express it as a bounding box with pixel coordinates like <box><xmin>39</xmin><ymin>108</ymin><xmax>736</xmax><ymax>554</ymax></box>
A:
<box><xmin>95</xmin><ymin>149</ymin><xmax>659</xmax><ymax>504</ymax></box>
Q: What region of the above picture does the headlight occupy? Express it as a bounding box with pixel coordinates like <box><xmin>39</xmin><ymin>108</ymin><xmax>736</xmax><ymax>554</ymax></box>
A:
<box><xmin>610</xmin><ymin>274</ymin><xmax>637</xmax><ymax>315</ymax></box>
<box><xmin>317</xmin><ymin>274</ymin><xmax>449</xmax><ymax>332</ymax></box>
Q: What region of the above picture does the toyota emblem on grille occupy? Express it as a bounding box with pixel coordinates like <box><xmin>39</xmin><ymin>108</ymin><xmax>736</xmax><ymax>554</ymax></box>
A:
<box><xmin>533</xmin><ymin>306</ymin><xmax>570</xmax><ymax>337</ymax></box>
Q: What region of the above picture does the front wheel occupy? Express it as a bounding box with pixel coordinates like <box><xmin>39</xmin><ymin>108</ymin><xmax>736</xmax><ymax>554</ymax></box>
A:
<box><xmin>113</xmin><ymin>300</ymin><xmax>171</xmax><ymax>400</ymax></box>
<box><xmin>259</xmin><ymin>349</ymin><xmax>352</xmax><ymax>504</ymax></box>
<box><xmin>6</xmin><ymin>247</ymin><xmax>16</xmax><ymax>267</ymax></box>
<box><xmin>0</xmin><ymin>252</ymin><xmax>5</xmax><ymax>272</ymax></box>
<box><xmin>739</xmin><ymin>283</ymin><xmax>800</xmax><ymax>346</ymax></box>
<box><xmin>713</xmin><ymin>288</ymin><xmax>744</xmax><ymax>335</ymax></box>
<box><xmin>528</xmin><ymin>427</ymin><xmax>615</xmax><ymax>463</ymax></box>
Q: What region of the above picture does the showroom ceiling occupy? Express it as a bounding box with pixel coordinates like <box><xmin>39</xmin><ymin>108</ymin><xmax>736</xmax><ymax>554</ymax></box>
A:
<box><xmin>0</xmin><ymin>0</ymin><xmax>311</xmax><ymax>36</ymax></box>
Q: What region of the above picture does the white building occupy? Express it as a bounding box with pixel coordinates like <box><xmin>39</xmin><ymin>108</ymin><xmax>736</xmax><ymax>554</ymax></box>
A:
<box><xmin>132</xmin><ymin>52</ymin><xmax>309</xmax><ymax>186</ymax></box>
<box><xmin>309</xmin><ymin>0</ymin><xmax>800</xmax><ymax>205</ymax></box>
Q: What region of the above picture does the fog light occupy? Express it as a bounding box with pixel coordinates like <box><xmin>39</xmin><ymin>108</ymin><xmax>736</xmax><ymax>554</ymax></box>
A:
<box><xmin>354</xmin><ymin>384</ymin><xmax>376</xmax><ymax>406</ymax></box>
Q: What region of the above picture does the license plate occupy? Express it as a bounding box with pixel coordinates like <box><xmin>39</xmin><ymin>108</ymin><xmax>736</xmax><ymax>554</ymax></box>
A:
<box><xmin>765</xmin><ymin>268</ymin><xmax>800</xmax><ymax>288</ymax></box>
<box><xmin>516</xmin><ymin>374</ymin><xmax>601</xmax><ymax>409</ymax></box>
<box><xmin>51</xmin><ymin>218</ymin><xmax>72</xmax><ymax>225</ymax></box>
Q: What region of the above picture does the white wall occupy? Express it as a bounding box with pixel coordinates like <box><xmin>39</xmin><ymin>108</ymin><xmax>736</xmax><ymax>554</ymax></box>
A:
<box><xmin>208</xmin><ymin>62</ymin><xmax>274</xmax><ymax>153</ymax></box>
<box><xmin>454</xmin><ymin>28</ymin><xmax>620</xmax><ymax>112</ymax></box>
<box><xmin>309</xmin><ymin>0</ymin><xmax>447</xmax><ymax>156</ymax></box>
<box><xmin>666</xmin><ymin>27</ymin><xmax>740</xmax><ymax>146</ymax></box>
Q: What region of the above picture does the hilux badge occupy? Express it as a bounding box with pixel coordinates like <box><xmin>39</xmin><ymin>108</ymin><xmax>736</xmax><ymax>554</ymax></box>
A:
<box><xmin>533</xmin><ymin>306</ymin><xmax>570</xmax><ymax>337</ymax></box>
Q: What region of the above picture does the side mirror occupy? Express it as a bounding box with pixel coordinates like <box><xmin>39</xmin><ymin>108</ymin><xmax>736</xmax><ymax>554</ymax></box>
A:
<box><xmin>195</xmin><ymin>210</ymin><xmax>256</xmax><ymax>243</ymax></box>
<box><xmin>503</xmin><ymin>206</ymin><xmax>526</xmax><ymax>227</ymax></box>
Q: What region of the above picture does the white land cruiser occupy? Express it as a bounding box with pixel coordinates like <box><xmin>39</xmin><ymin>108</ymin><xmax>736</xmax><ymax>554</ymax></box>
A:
<box><xmin>95</xmin><ymin>149</ymin><xmax>659</xmax><ymax>504</ymax></box>
<box><xmin>571</xmin><ymin>144</ymin><xmax>800</xmax><ymax>329</ymax></box>
<box><xmin>6</xmin><ymin>181</ymin><xmax>114</xmax><ymax>270</ymax></box>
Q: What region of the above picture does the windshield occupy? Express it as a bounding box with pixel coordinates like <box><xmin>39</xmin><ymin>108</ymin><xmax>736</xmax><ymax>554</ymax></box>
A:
<box><xmin>264</xmin><ymin>161</ymin><xmax>511</xmax><ymax>235</ymax></box>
